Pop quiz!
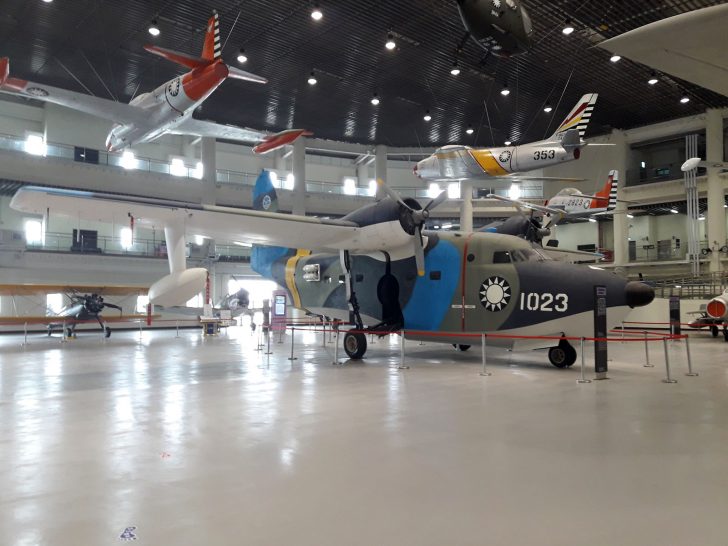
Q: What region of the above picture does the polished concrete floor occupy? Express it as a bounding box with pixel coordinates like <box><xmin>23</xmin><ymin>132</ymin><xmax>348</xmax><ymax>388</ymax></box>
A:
<box><xmin>1</xmin><ymin>326</ymin><xmax>727</xmax><ymax>545</ymax></box>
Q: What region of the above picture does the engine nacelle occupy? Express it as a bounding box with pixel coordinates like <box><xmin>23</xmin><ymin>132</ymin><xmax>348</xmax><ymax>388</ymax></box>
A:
<box><xmin>706</xmin><ymin>294</ymin><xmax>728</xmax><ymax>319</ymax></box>
<box><xmin>149</xmin><ymin>268</ymin><xmax>207</xmax><ymax>307</ymax></box>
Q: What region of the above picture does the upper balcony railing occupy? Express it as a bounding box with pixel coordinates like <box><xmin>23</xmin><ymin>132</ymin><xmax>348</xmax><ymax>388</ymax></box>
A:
<box><xmin>0</xmin><ymin>132</ymin><xmax>544</xmax><ymax>201</ymax></box>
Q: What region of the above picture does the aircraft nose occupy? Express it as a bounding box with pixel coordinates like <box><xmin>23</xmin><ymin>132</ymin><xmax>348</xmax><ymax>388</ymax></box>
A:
<box><xmin>624</xmin><ymin>281</ymin><xmax>655</xmax><ymax>308</ymax></box>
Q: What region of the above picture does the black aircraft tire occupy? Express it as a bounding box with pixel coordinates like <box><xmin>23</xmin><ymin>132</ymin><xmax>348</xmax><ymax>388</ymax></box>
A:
<box><xmin>458</xmin><ymin>344</ymin><xmax>471</xmax><ymax>352</ymax></box>
<box><xmin>549</xmin><ymin>343</ymin><xmax>577</xmax><ymax>368</ymax></box>
<box><xmin>344</xmin><ymin>332</ymin><xmax>367</xmax><ymax>360</ymax></box>
<box><xmin>723</xmin><ymin>328</ymin><xmax>728</xmax><ymax>343</ymax></box>
<box><xmin>712</xmin><ymin>326</ymin><xmax>719</xmax><ymax>338</ymax></box>
<box><xmin>105</xmin><ymin>327</ymin><xmax>112</xmax><ymax>338</ymax></box>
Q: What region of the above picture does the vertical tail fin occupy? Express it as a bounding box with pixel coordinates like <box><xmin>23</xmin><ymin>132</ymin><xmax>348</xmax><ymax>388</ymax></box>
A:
<box><xmin>251</xmin><ymin>170</ymin><xmax>290</xmax><ymax>279</ymax></box>
<box><xmin>593</xmin><ymin>170</ymin><xmax>619</xmax><ymax>211</ymax></box>
<box><xmin>201</xmin><ymin>10</ymin><xmax>222</xmax><ymax>62</ymax></box>
<box><xmin>552</xmin><ymin>93</ymin><xmax>598</xmax><ymax>139</ymax></box>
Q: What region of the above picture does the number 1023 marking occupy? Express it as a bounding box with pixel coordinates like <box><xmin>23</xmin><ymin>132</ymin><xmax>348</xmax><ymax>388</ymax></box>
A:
<box><xmin>519</xmin><ymin>292</ymin><xmax>568</xmax><ymax>312</ymax></box>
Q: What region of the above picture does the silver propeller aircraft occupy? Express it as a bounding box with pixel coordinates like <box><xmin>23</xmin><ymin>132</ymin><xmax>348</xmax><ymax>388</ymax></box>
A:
<box><xmin>10</xmin><ymin>170</ymin><xmax>654</xmax><ymax>367</ymax></box>
<box><xmin>415</xmin><ymin>94</ymin><xmax>597</xmax><ymax>182</ymax></box>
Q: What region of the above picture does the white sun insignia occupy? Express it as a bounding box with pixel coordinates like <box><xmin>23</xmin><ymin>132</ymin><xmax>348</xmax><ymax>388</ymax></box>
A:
<box><xmin>492</xmin><ymin>0</ymin><xmax>502</xmax><ymax>8</ymax></box>
<box><xmin>480</xmin><ymin>276</ymin><xmax>512</xmax><ymax>312</ymax></box>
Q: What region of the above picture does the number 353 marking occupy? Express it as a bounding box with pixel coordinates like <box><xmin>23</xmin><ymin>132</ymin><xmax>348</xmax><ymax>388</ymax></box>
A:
<box><xmin>519</xmin><ymin>292</ymin><xmax>568</xmax><ymax>312</ymax></box>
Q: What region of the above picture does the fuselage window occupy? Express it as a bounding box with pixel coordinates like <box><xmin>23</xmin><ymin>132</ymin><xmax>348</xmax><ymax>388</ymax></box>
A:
<box><xmin>493</xmin><ymin>251</ymin><xmax>512</xmax><ymax>263</ymax></box>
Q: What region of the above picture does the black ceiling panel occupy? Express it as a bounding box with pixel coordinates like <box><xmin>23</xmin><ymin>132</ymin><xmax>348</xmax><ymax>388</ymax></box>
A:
<box><xmin>0</xmin><ymin>0</ymin><xmax>725</xmax><ymax>147</ymax></box>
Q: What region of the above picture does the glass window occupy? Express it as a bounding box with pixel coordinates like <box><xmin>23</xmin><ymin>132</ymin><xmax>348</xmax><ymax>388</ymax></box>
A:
<box><xmin>24</xmin><ymin>219</ymin><xmax>43</xmax><ymax>245</ymax></box>
<box><xmin>493</xmin><ymin>251</ymin><xmax>512</xmax><ymax>263</ymax></box>
<box><xmin>47</xmin><ymin>293</ymin><xmax>64</xmax><ymax>314</ymax></box>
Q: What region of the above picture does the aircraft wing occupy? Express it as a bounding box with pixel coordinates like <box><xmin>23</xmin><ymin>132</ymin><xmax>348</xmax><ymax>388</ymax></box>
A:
<box><xmin>486</xmin><ymin>194</ymin><xmax>563</xmax><ymax>216</ymax></box>
<box><xmin>0</xmin><ymin>58</ymin><xmax>144</xmax><ymax>125</ymax></box>
<box><xmin>10</xmin><ymin>186</ymin><xmax>392</xmax><ymax>253</ymax></box>
<box><xmin>0</xmin><ymin>284</ymin><xmax>148</xmax><ymax>296</ymax></box>
<box><xmin>0</xmin><ymin>314</ymin><xmax>153</xmax><ymax>326</ymax></box>
<box><xmin>169</xmin><ymin>118</ymin><xmax>267</xmax><ymax>143</ymax></box>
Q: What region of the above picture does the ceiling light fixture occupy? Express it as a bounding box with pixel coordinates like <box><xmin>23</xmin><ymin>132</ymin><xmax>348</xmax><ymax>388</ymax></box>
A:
<box><xmin>424</xmin><ymin>110</ymin><xmax>432</xmax><ymax>122</ymax></box>
<box><xmin>609</xmin><ymin>54</ymin><xmax>621</xmax><ymax>63</ymax></box>
<box><xmin>680</xmin><ymin>93</ymin><xmax>690</xmax><ymax>104</ymax></box>
<box><xmin>500</xmin><ymin>83</ymin><xmax>510</xmax><ymax>96</ymax></box>
<box><xmin>237</xmin><ymin>48</ymin><xmax>248</xmax><ymax>64</ymax></box>
<box><xmin>466</xmin><ymin>125</ymin><xmax>474</xmax><ymax>135</ymax></box>
<box><xmin>450</xmin><ymin>61</ymin><xmax>461</xmax><ymax>76</ymax></box>
<box><xmin>385</xmin><ymin>33</ymin><xmax>396</xmax><ymax>50</ymax></box>
<box><xmin>544</xmin><ymin>104</ymin><xmax>553</xmax><ymax>113</ymax></box>
<box><xmin>371</xmin><ymin>93</ymin><xmax>380</xmax><ymax>106</ymax></box>
<box><xmin>311</xmin><ymin>3</ymin><xmax>323</xmax><ymax>20</ymax></box>
<box><xmin>670</xmin><ymin>208</ymin><xmax>679</xmax><ymax>214</ymax></box>
<box><xmin>504</xmin><ymin>140</ymin><xmax>512</xmax><ymax>146</ymax></box>
<box><xmin>647</xmin><ymin>73</ymin><xmax>658</xmax><ymax>85</ymax></box>
<box><xmin>307</xmin><ymin>71</ymin><xmax>317</xmax><ymax>85</ymax></box>
<box><xmin>562</xmin><ymin>19</ymin><xmax>575</xmax><ymax>35</ymax></box>
<box><xmin>148</xmin><ymin>19</ymin><xmax>160</xmax><ymax>36</ymax></box>
<box><xmin>42</xmin><ymin>0</ymin><xmax>53</xmax><ymax>3</ymax></box>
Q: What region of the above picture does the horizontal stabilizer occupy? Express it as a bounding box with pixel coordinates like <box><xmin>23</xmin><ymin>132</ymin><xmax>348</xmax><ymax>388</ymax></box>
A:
<box><xmin>253</xmin><ymin>129</ymin><xmax>313</xmax><ymax>154</ymax></box>
<box><xmin>144</xmin><ymin>45</ymin><xmax>213</xmax><ymax>70</ymax></box>
<box><xmin>227</xmin><ymin>66</ymin><xmax>267</xmax><ymax>84</ymax></box>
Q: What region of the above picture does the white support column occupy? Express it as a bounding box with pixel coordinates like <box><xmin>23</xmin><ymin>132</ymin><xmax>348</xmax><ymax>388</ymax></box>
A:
<box><xmin>164</xmin><ymin>220</ymin><xmax>187</xmax><ymax>274</ymax></box>
<box><xmin>611</xmin><ymin>130</ymin><xmax>630</xmax><ymax>272</ymax></box>
<box><xmin>706</xmin><ymin>109</ymin><xmax>726</xmax><ymax>273</ymax></box>
<box><xmin>274</xmin><ymin>148</ymin><xmax>287</xmax><ymax>172</ymax></box>
<box><xmin>201</xmin><ymin>137</ymin><xmax>216</xmax><ymax>206</ymax></box>
<box><xmin>356</xmin><ymin>162</ymin><xmax>369</xmax><ymax>192</ymax></box>
<box><xmin>375</xmin><ymin>144</ymin><xmax>387</xmax><ymax>185</ymax></box>
<box><xmin>292</xmin><ymin>137</ymin><xmax>307</xmax><ymax>216</ymax></box>
<box><xmin>460</xmin><ymin>181</ymin><xmax>473</xmax><ymax>233</ymax></box>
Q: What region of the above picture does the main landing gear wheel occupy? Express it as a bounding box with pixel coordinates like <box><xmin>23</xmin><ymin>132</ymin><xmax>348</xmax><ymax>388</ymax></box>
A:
<box><xmin>711</xmin><ymin>326</ymin><xmax>719</xmax><ymax>338</ymax></box>
<box><xmin>723</xmin><ymin>327</ymin><xmax>728</xmax><ymax>343</ymax></box>
<box><xmin>105</xmin><ymin>327</ymin><xmax>112</xmax><ymax>338</ymax></box>
<box><xmin>452</xmin><ymin>344</ymin><xmax>471</xmax><ymax>352</ymax></box>
<box><xmin>343</xmin><ymin>332</ymin><xmax>367</xmax><ymax>359</ymax></box>
<box><xmin>548</xmin><ymin>340</ymin><xmax>577</xmax><ymax>368</ymax></box>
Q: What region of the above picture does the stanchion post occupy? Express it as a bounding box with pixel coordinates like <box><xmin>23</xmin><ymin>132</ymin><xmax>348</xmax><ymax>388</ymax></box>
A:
<box><xmin>265</xmin><ymin>329</ymin><xmax>272</xmax><ymax>355</ymax></box>
<box><xmin>643</xmin><ymin>331</ymin><xmax>654</xmax><ymax>367</ymax></box>
<box><xmin>288</xmin><ymin>327</ymin><xmax>298</xmax><ymax>361</ymax></box>
<box><xmin>577</xmin><ymin>337</ymin><xmax>592</xmax><ymax>384</ymax></box>
<box><xmin>332</xmin><ymin>327</ymin><xmax>340</xmax><ymax>366</ymax></box>
<box><xmin>662</xmin><ymin>338</ymin><xmax>677</xmax><ymax>383</ymax></box>
<box><xmin>684</xmin><ymin>335</ymin><xmax>698</xmax><ymax>376</ymax></box>
<box><xmin>175</xmin><ymin>320</ymin><xmax>180</xmax><ymax>338</ymax></box>
<box><xmin>22</xmin><ymin>322</ymin><xmax>28</xmax><ymax>347</ymax></box>
<box><xmin>621</xmin><ymin>321</ymin><xmax>625</xmax><ymax>342</ymax></box>
<box><xmin>398</xmin><ymin>329</ymin><xmax>409</xmax><ymax>370</ymax></box>
<box><xmin>479</xmin><ymin>333</ymin><xmax>491</xmax><ymax>377</ymax></box>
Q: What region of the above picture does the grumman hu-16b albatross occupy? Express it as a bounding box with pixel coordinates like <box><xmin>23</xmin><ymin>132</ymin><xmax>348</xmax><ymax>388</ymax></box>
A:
<box><xmin>10</xmin><ymin>174</ymin><xmax>655</xmax><ymax>368</ymax></box>
<box><xmin>0</xmin><ymin>11</ymin><xmax>309</xmax><ymax>154</ymax></box>
<box><xmin>414</xmin><ymin>94</ymin><xmax>598</xmax><ymax>182</ymax></box>
<box><xmin>0</xmin><ymin>284</ymin><xmax>149</xmax><ymax>338</ymax></box>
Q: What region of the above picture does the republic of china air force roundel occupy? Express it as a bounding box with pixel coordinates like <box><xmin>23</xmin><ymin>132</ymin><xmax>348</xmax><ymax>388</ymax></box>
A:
<box><xmin>480</xmin><ymin>276</ymin><xmax>511</xmax><ymax>312</ymax></box>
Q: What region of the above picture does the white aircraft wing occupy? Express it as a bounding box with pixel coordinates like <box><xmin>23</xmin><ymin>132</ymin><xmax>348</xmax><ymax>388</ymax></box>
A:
<box><xmin>543</xmin><ymin>247</ymin><xmax>603</xmax><ymax>263</ymax></box>
<box><xmin>10</xmin><ymin>186</ymin><xmax>413</xmax><ymax>254</ymax></box>
<box><xmin>169</xmin><ymin>118</ymin><xmax>266</xmax><ymax>143</ymax></box>
<box><xmin>0</xmin><ymin>60</ymin><xmax>144</xmax><ymax>125</ymax></box>
<box><xmin>486</xmin><ymin>194</ymin><xmax>563</xmax><ymax>216</ymax></box>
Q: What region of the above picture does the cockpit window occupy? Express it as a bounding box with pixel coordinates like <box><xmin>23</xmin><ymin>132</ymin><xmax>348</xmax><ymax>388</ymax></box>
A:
<box><xmin>495</xmin><ymin>248</ymin><xmax>551</xmax><ymax>263</ymax></box>
<box><xmin>493</xmin><ymin>251</ymin><xmax>512</xmax><ymax>263</ymax></box>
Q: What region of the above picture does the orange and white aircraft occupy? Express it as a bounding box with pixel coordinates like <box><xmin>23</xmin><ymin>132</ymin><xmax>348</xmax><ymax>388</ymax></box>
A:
<box><xmin>490</xmin><ymin>170</ymin><xmax>621</xmax><ymax>225</ymax></box>
<box><xmin>0</xmin><ymin>11</ymin><xmax>308</xmax><ymax>154</ymax></box>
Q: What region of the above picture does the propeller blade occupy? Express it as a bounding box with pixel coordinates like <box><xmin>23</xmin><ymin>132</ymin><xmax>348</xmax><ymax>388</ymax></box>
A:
<box><xmin>413</xmin><ymin>231</ymin><xmax>426</xmax><ymax>277</ymax></box>
<box><xmin>424</xmin><ymin>190</ymin><xmax>448</xmax><ymax>212</ymax></box>
<box><xmin>377</xmin><ymin>178</ymin><xmax>411</xmax><ymax>209</ymax></box>
<box><xmin>103</xmin><ymin>302</ymin><xmax>123</xmax><ymax>313</ymax></box>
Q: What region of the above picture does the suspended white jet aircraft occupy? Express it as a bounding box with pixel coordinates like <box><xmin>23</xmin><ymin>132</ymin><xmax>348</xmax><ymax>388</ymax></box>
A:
<box><xmin>0</xmin><ymin>11</ymin><xmax>308</xmax><ymax>154</ymax></box>
<box><xmin>414</xmin><ymin>94</ymin><xmax>598</xmax><ymax>182</ymax></box>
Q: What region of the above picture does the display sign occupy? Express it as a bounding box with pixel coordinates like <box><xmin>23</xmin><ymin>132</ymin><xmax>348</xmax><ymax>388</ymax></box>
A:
<box><xmin>669</xmin><ymin>296</ymin><xmax>681</xmax><ymax>336</ymax></box>
<box><xmin>271</xmin><ymin>290</ymin><xmax>287</xmax><ymax>332</ymax></box>
<box><xmin>593</xmin><ymin>285</ymin><xmax>608</xmax><ymax>379</ymax></box>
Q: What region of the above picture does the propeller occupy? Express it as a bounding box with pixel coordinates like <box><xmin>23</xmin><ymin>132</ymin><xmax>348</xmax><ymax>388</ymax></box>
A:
<box><xmin>72</xmin><ymin>294</ymin><xmax>123</xmax><ymax>315</ymax></box>
<box><xmin>377</xmin><ymin>179</ymin><xmax>448</xmax><ymax>276</ymax></box>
